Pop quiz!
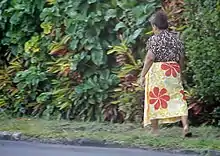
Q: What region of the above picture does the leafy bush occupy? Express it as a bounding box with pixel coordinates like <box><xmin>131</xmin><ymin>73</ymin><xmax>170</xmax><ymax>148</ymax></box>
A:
<box><xmin>0</xmin><ymin>0</ymin><xmax>160</xmax><ymax>121</ymax></box>
<box><xmin>107</xmin><ymin>39</ymin><xmax>144</xmax><ymax>123</ymax></box>
<box><xmin>183</xmin><ymin>0</ymin><xmax>220</xmax><ymax>126</ymax></box>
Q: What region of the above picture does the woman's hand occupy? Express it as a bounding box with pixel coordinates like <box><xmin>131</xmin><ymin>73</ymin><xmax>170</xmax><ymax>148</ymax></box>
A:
<box><xmin>138</xmin><ymin>76</ymin><xmax>145</xmax><ymax>87</ymax></box>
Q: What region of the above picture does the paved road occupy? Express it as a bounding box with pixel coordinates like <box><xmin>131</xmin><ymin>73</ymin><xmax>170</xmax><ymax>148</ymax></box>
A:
<box><xmin>0</xmin><ymin>140</ymin><xmax>192</xmax><ymax>156</ymax></box>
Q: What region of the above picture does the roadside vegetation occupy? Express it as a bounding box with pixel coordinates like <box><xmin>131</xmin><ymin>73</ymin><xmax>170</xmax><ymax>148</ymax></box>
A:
<box><xmin>0</xmin><ymin>0</ymin><xmax>220</xmax><ymax>152</ymax></box>
<box><xmin>1</xmin><ymin>118</ymin><xmax>220</xmax><ymax>151</ymax></box>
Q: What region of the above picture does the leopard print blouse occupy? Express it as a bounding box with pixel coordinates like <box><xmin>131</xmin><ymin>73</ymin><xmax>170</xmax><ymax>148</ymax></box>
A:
<box><xmin>146</xmin><ymin>30</ymin><xmax>184</xmax><ymax>62</ymax></box>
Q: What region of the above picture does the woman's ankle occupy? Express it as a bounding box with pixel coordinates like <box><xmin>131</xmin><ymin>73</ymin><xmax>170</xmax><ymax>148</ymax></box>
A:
<box><xmin>150</xmin><ymin>128</ymin><xmax>159</xmax><ymax>136</ymax></box>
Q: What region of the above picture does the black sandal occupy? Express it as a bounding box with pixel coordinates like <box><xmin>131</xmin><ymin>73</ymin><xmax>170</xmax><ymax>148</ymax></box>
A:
<box><xmin>184</xmin><ymin>132</ymin><xmax>192</xmax><ymax>137</ymax></box>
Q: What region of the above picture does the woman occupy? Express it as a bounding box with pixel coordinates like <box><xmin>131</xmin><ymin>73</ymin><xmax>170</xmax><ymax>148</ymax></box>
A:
<box><xmin>140</xmin><ymin>11</ymin><xmax>191</xmax><ymax>137</ymax></box>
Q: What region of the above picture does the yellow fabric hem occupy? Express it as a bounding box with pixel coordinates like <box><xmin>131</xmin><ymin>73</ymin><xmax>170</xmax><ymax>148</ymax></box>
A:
<box><xmin>144</xmin><ymin>114</ymin><xmax>188</xmax><ymax>127</ymax></box>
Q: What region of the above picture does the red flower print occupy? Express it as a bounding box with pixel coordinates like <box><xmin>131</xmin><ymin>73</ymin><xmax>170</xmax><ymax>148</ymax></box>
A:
<box><xmin>161</xmin><ymin>63</ymin><xmax>180</xmax><ymax>77</ymax></box>
<box><xmin>180</xmin><ymin>90</ymin><xmax>187</xmax><ymax>101</ymax></box>
<box><xmin>149</xmin><ymin>87</ymin><xmax>170</xmax><ymax>110</ymax></box>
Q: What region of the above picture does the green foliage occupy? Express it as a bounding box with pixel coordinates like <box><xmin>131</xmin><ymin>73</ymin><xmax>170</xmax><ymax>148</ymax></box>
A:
<box><xmin>183</xmin><ymin>0</ymin><xmax>220</xmax><ymax>126</ymax></box>
<box><xmin>0</xmin><ymin>58</ymin><xmax>22</xmax><ymax>113</ymax></box>
<box><xmin>12</xmin><ymin>66</ymin><xmax>50</xmax><ymax>116</ymax></box>
<box><xmin>0</xmin><ymin>0</ymin><xmax>160</xmax><ymax>121</ymax></box>
<box><xmin>107</xmin><ymin>38</ymin><xmax>144</xmax><ymax>122</ymax></box>
<box><xmin>0</xmin><ymin>0</ymin><xmax>44</xmax><ymax>52</ymax></box>
<box><xmin>183</xmin><ymin>0</ymin><xmax>220</xmax><ymax>103</ymax></box>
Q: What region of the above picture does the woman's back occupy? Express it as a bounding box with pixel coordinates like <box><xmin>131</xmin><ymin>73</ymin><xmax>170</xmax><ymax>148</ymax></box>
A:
<box><xmin>147</xmin><ymin>30</ymin><xmax>184</xmax><ymax>63</ymax></box>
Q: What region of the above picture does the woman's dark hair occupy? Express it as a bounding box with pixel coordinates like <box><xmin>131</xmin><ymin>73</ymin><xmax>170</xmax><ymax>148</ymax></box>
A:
<box><xmin>149</xmin><ymin>11</ymin><xmax>169</xmax><ymax>30</ymax></box>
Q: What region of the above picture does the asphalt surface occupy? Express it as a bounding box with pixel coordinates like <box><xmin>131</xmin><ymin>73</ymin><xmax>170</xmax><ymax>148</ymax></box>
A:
<box><xmin>0</xmin><ymin>140</ymin><xmax>193</xmax><ymax>156</ymax></box>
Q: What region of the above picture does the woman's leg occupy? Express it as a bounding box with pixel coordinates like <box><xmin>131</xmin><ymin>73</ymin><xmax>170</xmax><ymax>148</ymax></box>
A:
<box><xmin>151</xmin><ymin>119</ymin><xmax>159</xmax><ymax>135</ymax></box>
<box><xmin>181</xmin><ymin>116</ymin><xmax>192</xmax><ymax>137</ymax></box>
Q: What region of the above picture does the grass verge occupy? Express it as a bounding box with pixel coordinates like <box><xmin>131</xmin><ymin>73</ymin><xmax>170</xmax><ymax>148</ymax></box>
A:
<box><xmin>0</xmin><ymin>118</ymin><xmax>220</xmax><ymax>151</ymax></box>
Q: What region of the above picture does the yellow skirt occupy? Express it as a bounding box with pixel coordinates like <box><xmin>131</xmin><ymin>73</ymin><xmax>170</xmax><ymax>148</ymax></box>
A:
<box><xmin>144</xmin><ymin>62</ymin><xmax>188</xmax><ymax>127</ymax></box>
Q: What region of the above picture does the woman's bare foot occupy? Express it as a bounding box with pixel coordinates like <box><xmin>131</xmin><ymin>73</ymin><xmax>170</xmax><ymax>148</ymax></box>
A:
<box><xmin>150</xmin><ymin>129</ymin><xmax>160</xmax><ymax>136</ymax></box>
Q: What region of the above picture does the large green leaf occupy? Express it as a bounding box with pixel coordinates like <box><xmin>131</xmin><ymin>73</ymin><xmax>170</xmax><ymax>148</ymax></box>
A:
<box><xmin>91</xmin><ymin>48</ymin><xmax>104</xmax><ymax>66</ymax></box>
<box><xmin>88</xmin><ymin>0</ymin><xmax>96</xmax><ymax>4</ymax></box>
<box><xmin>34</xmin><ymin>0</ymin><xmax>45</xmax><ymax>10</ymax></box>
<box><xmin>127</xmin><ymin>28</ymin><xmax>143</xmax><ymax>43</ymax></box>
<box><xmin>36</xmin><ymin>92</ymin><xmax>51</xmax><ymax>104</ymax></box>
<box><xmin>69</xmin><ymin>39</ymin><xmax>79</xmax><ymax>50</ymax></box>
<box><xmin>114</xmin><ymin>22</ymin><xmax>126</xmax><ymax>31</ymax></box>
<box><xmin>104</xmin><ymin>9</ymin><xmax>117</xmax><ymax>21</ymax></box>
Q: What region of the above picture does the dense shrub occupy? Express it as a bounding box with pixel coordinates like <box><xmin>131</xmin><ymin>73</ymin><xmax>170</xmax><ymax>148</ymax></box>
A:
<box><xmin>0</xmin><ymin>0</ymin><xmax>160</xmax><ymax>121</ymax></box>
<box><xmin>183</xmin><ymin>0</ymin><xmax>220</xmax><ymax>125</ymax></box>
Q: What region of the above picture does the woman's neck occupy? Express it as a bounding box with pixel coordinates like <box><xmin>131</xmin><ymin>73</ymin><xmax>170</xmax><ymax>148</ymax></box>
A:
<box><xmin>154</xmin><ymin>29</ymin><xmax>167</xmax><ymax>34</ymax></box>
